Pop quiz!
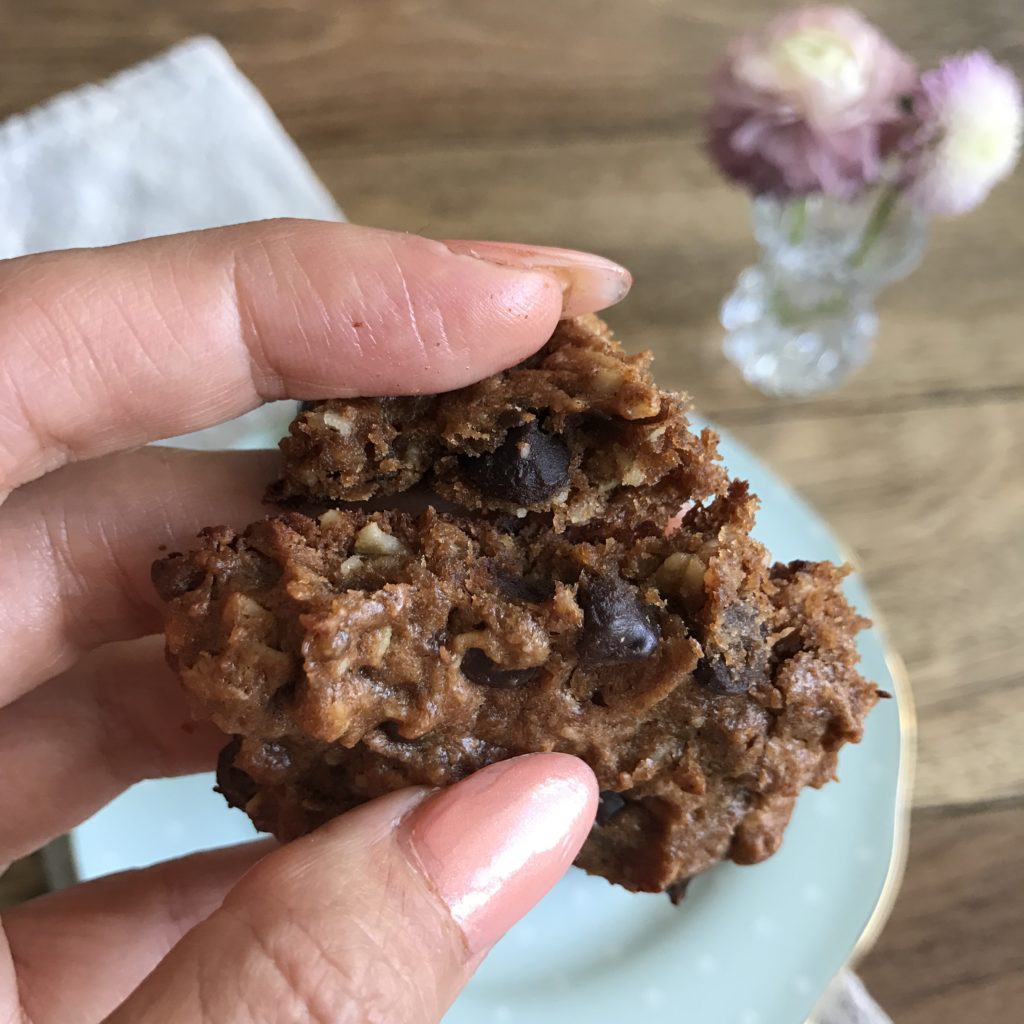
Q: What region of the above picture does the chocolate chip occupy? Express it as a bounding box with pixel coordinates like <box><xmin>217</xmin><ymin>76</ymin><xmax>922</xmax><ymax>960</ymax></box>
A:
<box><xmin>665</xmin><ymin>877</ymin><xmax>691</xmax><ymax>905</ymax></box>
<box><xmin>695</xmin><ymin>602</ymin><xmax>769</xmax><ymax>695</ymax></box>
<box><xmin>693</xmin><ymin>655</ymin><xmax>755</xmax><ymax>695</ymax></box>
<box><xmin>579</xmin><ymin>574</ymin><xmax>661</xmax><ymax>667</ymax></box>
<box><xmin>298</xmin><ymin>400</ymin><xmax>317</xmax><ymax>413</ymax></box>
<box><xmin>151</xmin><ymin>555</ymin><xmax>204</xmax><ymax>601</ymax></box>
<box><xmin>460</xmin><ymin>648</ymin><xmax>542</xmax><ymax>689</ymax></box>
<box><xmin>595</xmin><ymin>790</ymin><xmax>627</xmax><ymax>825</ymax></box>
<box><xmin>214</xmin><ymin>738</ymin><xmax>258</xmax><ymax>810</ymax></box>
<box><xmin>461</xmin><ymin>420</ymin><xmax>570</xmax><ymax>504</ymax></box>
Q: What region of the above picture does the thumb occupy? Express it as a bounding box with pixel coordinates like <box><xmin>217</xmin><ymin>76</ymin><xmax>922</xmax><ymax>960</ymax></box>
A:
<box><xmin>107</xmin><ymin>754</ymin><xmax>598</xmax><ymax>1024</ymax></box>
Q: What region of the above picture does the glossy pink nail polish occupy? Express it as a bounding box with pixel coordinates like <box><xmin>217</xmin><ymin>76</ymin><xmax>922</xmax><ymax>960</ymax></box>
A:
<box><xmin>404</xmin><ymin>753</ymin><xmax>598</xmax><ymax>954</ymax></box>
<box><xmin>443</xmin><ymin>239</ymin><xmax>632</xmax><ymax>317</ymax></box>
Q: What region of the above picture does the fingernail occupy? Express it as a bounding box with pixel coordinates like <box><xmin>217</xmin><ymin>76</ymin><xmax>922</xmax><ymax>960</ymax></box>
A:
<box><xmin>403</xmin><ymin>753</ymin><xmax>598</xmax><ymax>954</ymax></box>
<box><xmin>443</xmin><ymin>240</ymin><xmax>632</xmax><ymax>317</ymax></box>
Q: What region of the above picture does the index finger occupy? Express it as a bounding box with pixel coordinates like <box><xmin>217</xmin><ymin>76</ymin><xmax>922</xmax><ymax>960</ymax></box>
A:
<box><xmin>0</xmin><ymin>220</ymin><xmax>630</xmax><ymax>499</ymax></box>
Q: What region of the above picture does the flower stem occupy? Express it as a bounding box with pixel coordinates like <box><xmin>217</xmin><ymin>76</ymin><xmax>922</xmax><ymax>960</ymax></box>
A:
<box><xmin>851</xmin><ymin>187</ymin><xmax>899</xmax><ymax>267</ymax></box>
<box><xmin>788</xmin><ymin>197</ymin><xmax>808</xmax><ymax>244</ymax></box>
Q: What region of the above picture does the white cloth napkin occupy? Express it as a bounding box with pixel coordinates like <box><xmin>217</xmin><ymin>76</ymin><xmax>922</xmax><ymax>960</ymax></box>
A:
<box><xmin>0</xmin><ymin>37</ymin><xmax>891</xmax><ymax>1024</ymax></box>
<box><xmin>0</xmin><ymin>35</ymin><xmax>341</xmax><ymax>254</ymax></box>
<box><xmin>0</xmin><ymin>35</ymin><xmax>343</xmax><ymax>450</ymax></box>
<box><xmin>815</xmin><ymin>972</ymin><xmax>892</xmax><ymax>1024</ymax></box>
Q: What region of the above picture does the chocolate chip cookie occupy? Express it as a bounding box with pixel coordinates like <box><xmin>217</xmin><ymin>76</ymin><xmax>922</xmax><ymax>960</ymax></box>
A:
<box><xmin>154</xmin><ymin>315</ymin><xmax>880</xmax><ymax>895</ymax></box>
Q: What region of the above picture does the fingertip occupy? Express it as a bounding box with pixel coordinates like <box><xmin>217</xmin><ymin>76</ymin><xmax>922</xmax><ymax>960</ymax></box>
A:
<box><xmin>404</xmin><ymin>753</ymin><xmax>600</xmax><ymax>954</ymax></box>
<box><xmin>105</xmin><ymin>758</ymin><xmax>599</xmax><ymax>1024</ymax></box>
<box><xmin>507</xmin><ymin>751</ymin><xmax>600</xmax><ymax>824</ymax></box>
<box><xmin>423</xmin><ymin>253</ymin><xmax>565</xmax><ymax>382</ymax></box>
<box><xmin>441</xmin><ymin>239</ymin><xmax>633</xmax><ymax>320</ymax></box>
<box><xmin>242</xmin><ymin>223</ymin><xmax>568</xmax><ymax>395</ymax></box>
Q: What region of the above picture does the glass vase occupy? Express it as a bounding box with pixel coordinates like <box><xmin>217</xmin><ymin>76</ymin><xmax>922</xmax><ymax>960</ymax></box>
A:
<box><xmin>720</xmin><ymin>192</ymin><xmax>928</xmax><ymax>396</ymax></box>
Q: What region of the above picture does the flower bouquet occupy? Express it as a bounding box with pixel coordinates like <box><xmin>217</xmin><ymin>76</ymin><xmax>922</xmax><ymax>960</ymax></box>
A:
<box><xmin>709</xmin><ymin>6</ymin><xmax>1022</xmax><ymax>396</ymax></box>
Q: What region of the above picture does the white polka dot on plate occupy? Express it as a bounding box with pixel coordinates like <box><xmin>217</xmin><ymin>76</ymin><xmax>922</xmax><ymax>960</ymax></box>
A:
<box><xmin>855</xmin><ymin>843</ymin><xmax>875</xmax><ymax>863</ymax></box>
<box><xmin>793</xmin><ymin>975</ymin><xmax>814</xmax><ymax>995</ymax></box>
<box><xmin>697</xmin><ymin>954</ymin><xmax>718</xmax><ymax>975</ymax></box>
<box><xmin>642</xmin><ymin>987</ymin><xmax>667</xmax><ymax>1009</ymax></box>
<box><xmin>753</xmin><ymin>915</ymin><xmax>776</xmax><ymax>936</ymax></box>
<box><xmin>491</xmin><ymin>1006</ymin><xmax>513</xmax><ymax>1022</ymax></box>
<box><xmin>802</xmin><ymin>882</ymin><xmax>824</xmax><ymax>905</ymax></box>
<box><xmin>740</xmin><ymin>1010</ymin><xmax>761</xmax><ymax>1024</ymax></box>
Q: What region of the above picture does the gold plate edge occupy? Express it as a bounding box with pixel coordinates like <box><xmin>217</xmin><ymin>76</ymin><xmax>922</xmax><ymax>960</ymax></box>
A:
<box><xmin>804</xmin><ymin>555</ymin><xmax>918</xmax><ymax>1023</ymax></box>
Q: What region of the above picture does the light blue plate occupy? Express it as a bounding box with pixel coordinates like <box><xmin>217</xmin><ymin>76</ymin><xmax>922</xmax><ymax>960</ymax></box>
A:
<box><xmin>70</xmin><ymin>413</ymin><xmax>912</xmax><ymax>1024</ymax></box>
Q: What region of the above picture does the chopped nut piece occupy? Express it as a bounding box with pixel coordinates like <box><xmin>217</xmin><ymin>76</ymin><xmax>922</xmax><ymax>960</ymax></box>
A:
<box><xmin>655</xmin><ymin>552</ymin><xmax>707</xmax><ymax>600</ymax></box>
<box><xmin>354</xmin><ymin>521</ymin><xmax>407</xmax><ymax>556</ymax></box>
<box><xmin>318</xmin><ymin>509</ymin><xmax>345</xmax><ymax>528</ymax></box>
<box><xmin>321</xmin><ymin>410</ymin><xmax>355</xmax><ymax>436</ymax></box>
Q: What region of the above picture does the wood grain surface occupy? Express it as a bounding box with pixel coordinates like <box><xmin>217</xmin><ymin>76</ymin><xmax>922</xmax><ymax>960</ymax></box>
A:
<box><xmin>0</xmin><ymin>1</ymin><xmax>1021</xmax><ymax>1019</ymax></box>
<box><xmin>859</xmin><ymin>798</ymin><xmax>1024</xmax><ymax>1022</ymax></box>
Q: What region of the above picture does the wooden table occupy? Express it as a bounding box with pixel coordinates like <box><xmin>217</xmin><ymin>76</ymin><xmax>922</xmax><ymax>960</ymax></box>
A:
<box><xmin>1</xmin><ymin>2</ymin><xmax>1021</xmax><ymax>1019</ymax></box>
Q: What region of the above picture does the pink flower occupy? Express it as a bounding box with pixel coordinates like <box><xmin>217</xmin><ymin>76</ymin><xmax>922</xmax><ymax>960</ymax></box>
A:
<box><xmin>708</xmin><ymin>7</ymin><xmax>917</xmax><ymax>199</ymax></box>
<box><xmin>904</xmin><ymin>52</ymin><xmax>1023</xmax><ymax>216</ymax></box>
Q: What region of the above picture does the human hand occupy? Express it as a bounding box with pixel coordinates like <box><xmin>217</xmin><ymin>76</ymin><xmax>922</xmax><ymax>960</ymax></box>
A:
<box><xmin>0</xmin><ymin>220</ymin><xmax>632</xmax><ymax>1022</ymax></box>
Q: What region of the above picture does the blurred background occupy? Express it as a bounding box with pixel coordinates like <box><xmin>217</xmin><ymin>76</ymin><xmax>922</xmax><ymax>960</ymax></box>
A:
<box><xmin>1</xmin><ymin>2</ymin><xmax>1021</xmax><ymax>1021</ymax></box>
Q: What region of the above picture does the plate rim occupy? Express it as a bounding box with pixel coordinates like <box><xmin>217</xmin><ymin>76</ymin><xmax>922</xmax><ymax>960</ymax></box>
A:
<box><xmin>803</xmin><ymin>542</ymin><xmax>917</xmax><ymax>1020</ymax></box>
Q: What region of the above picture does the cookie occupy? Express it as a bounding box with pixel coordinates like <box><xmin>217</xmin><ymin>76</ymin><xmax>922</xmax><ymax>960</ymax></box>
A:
<box><xmin>154</xmin><ymin>315</ymin><xmax>879</xmax><ymax>894</ymax></box>
<box><xmin>269</xmin><ymin>316</ymin><xmax>727</xmax><ymax>533</ymax></box>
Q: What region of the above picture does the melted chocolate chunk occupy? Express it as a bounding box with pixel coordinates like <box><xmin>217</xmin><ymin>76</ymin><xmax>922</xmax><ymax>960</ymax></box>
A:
<box><xmin>461</xmin><ymin>420</ymin><xmax>570</xmax><ymax>504</ymax></box>
<box><xmin>460</xmin><ymin>648</ymin><xmax>543</xmax><ymax>689</ymax></box>
<box><xmin>215</xmin><ymin>738</ymin><xmax>258</xmax><ymax>810</ymax></box>
<box><xmin>595</xmin><ymin>790</ymin><xmax>627</xmax><ymax>825</ymax></box>
<box><xmin>579</xmin><ymin>574</ymin><xmax>661</xmax><ymax>667</ymax></box>
<box><xmin>693</xmin><ymin>655</ymin><xmax>755</xmax><ymax>695</ymax></box>
<box><xmin>696</xmin><ymin>603</ymin><xmax>770</xmax><ymax>695</ymax></box>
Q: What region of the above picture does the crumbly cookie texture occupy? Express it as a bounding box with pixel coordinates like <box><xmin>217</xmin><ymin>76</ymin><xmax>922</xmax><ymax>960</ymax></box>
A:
<box><xmin>269</xmin><ymin>315</ymin><xmax>727</xmax><ymax>532</ymax></box>
<box><xmin>154</xmin><ymin>314</ymin><xmax>879</xmax><ymax>895</ymax></box>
